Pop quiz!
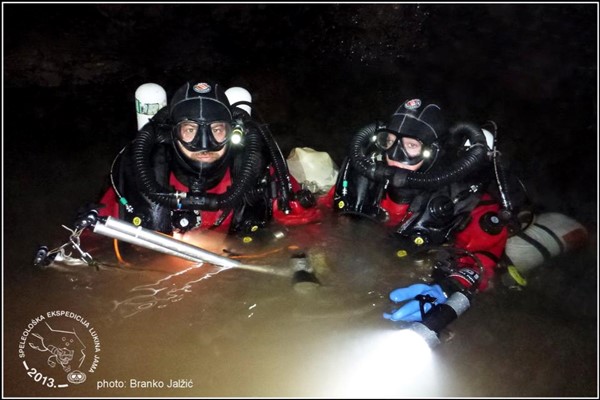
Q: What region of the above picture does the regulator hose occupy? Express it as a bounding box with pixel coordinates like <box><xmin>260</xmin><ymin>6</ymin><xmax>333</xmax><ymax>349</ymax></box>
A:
<box><xmin>132</xmin><ymin>125</ymin><xmax>264</xmax><ymax>211</ymax></box>
<box><xmin>232</xmin><ymin>106</ymin><xmax>293</xmax><ymax>212</ymax></box>
<box><xmin>255</xmin><ymin>122</ymin><xmax>292</xmax><ymax>212</ymax></box>
<box><xmin>487</xmin><ymin>120</ymin><xmax>515</xmax><ymax>221</ymax></box>
<box><xmin>349</xmin><ymin>122</ymin><xmax>393</xmax><ymax>182</ymax></box>
<box><xmin>131</xmin><ymin>127</ymin><xmax>173</xmax><ymax>203</ymax></box>
<box><xmin>349</xmin><ymin>121</ymin><xmax>490</xmax><ymax>189</ymax></box>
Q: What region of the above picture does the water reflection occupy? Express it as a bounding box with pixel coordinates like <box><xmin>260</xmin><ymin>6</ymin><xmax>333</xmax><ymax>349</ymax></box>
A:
<box><xmin>112</xmin><ymin>263</ymin><xmax>233</xmax><ymax>318</ymax></box>
<box><xmin>4</xmin><ymin>216</ymin><xmax>597</xmax><ymax>397</ymax></box>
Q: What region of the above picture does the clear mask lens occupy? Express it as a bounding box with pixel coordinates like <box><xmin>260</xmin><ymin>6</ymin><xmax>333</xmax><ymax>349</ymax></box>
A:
<box><xmin>177</xmin><ymin>121</ymin><xmax>200</xmax><ymax>143</ymax></box>
<box><xmin>208</xmin><ymin>121</ymin><xmax>231</xmax><ymax>144</ymax></box>
<box><xmin>375</xmin><ymin>130</ymin><xmax>398</xmax><ymax>150</ymax></box>
<box><xmin>175</xmin><ymin>120</ymin><xmax>232</xmax><ymax>151</ymax></box>
<box><xmin>376</xmin><ymin>130</ymin><xmax>427</xmax><ymax>164</ymax></box>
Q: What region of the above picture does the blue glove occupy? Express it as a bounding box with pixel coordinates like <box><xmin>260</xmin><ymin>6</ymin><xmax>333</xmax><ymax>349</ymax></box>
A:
<box><xmin>383</xmin><ymin>283</ymin><xmax>448</xmax><ymax>322</ymax></box>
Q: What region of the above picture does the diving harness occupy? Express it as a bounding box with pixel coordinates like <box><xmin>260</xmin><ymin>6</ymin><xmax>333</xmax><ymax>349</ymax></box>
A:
<box><xmin>109</xmin><ymin>102</ymin><xmax>307</xmax><ymax>234</ymax></box>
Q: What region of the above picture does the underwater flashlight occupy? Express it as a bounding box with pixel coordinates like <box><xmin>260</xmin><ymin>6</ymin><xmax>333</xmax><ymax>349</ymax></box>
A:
<box><xmin>231</xmin><ymin>131</ymin><xmax>242</xmax><ymax>144</ymax></box>
<box><xmin>404</xmin><ymin>291</ymin><xmax>470</xmax><ymax>348</ymax></box>
<box><xmin>230</xmin><ymin>123</ymin><xmax>244</xmax><ymax>145</ymax></box>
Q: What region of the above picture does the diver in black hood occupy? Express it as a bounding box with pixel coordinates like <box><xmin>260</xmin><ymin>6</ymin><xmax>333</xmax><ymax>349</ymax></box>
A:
<box><xmin>325</xmin><ymin>97</ymin><xmax>523</xmax><ymax>322</ymax></box>
<box><xmin>97</xmin><ymin>81</ymin><xmax>321</xmax><ymax>235</ymax></box>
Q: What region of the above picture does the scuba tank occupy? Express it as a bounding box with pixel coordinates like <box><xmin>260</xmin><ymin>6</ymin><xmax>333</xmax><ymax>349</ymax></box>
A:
<box><xmin>135</xmin><ymin>83</ymin><xmax>167</xmax><ymax>130</ymax></box>
<box><xmin>502</xmin><ymin>212</ymin><xmax>589</xmax><ymax>286</ymax></box>
<box><xmin>225</xmin><ymin>86</ymin><xmax>252</xmax><ymax>116</ymax></box>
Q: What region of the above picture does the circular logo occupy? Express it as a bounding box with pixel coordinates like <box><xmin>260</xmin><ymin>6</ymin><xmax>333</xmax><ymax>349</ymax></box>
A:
<box><xmin>18</xmin><ymin>311</ymin><xmax>101</xmax><ymax>389</ymax></box>
<box><xmin>404</xmin><ymin>99</ymin><xmax>421</xmax><ymax>110</ymax></box>
<box><xmin>193</xmin><ymin>82</ymin><xmax>211</xmax><ymax>93</ymax></box>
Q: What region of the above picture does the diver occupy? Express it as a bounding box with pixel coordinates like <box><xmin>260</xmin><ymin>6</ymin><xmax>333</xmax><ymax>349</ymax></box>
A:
<box><xmin>96</xmin><ymin>81</ymin><xmax>321</xmax><ymax>236</ymax></box>
<box><xmin>325</xmin><ymin>98</ymin><xmax>527</xmax><ymax>322</ymax></box>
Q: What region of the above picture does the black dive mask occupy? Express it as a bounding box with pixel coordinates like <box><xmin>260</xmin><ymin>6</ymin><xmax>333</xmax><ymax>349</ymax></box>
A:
<box><xmin>174</xmin><ymin>120</ymin><xmax>232</xmax><ymax>152</ymax></box>
<box><xmin>375</xmin><ymin>129</ymin><xmax>434</xmax><ymax>166</ymax></box>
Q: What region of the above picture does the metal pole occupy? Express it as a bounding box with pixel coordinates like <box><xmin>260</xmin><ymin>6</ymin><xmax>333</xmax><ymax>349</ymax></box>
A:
<box><xmin>94</xmin><ymin>217</ymin><xmax>241</xmax><ymax>269</ymax></box>
<box><xmin>93</xmin><ymin>223</ymin><xmax>206</xmax><ymax>264</ymax></box>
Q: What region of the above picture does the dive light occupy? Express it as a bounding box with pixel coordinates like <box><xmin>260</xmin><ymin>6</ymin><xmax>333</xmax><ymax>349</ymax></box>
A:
<box><xmin>405</xmin><ymin>291</ymin><xmax>471</xmax><ymax>348</ymax></box>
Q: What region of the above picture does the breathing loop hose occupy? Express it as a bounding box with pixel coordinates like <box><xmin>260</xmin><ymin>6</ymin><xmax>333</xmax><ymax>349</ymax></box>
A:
<box><xmin>254</xmin><ymin>121</ymin><xmax>292</xmax><ymax>212</ymax></box>
<box><xmin>349</xmin><ymin>121</ymin><xmax>490</xmax><ymax>189</ymax></box>
<box><xmin>132</xmin><ymin>125</ymin><xmax>264</xmax><ymax>211</ymax></box>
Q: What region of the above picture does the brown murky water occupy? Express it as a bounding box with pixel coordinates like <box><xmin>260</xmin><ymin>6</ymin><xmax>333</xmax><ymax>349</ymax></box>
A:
<box><xmin>4</xmin><ymin>212</ymin><xmax>597</xmax><ymax>397</ymax></box>
<box><xmin>4</xmin><ymin>5</ymin><xmax>597</xmax><ymax>396</ymax></box>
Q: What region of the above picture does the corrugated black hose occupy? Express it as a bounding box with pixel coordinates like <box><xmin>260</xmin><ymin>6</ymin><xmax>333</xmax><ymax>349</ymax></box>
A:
<box><xmin>350</xmin><ymin>122</ymin><xmax>489</xmax><ymax>189</ymax></box>
<box><xmin>132</xmin><ymin>126</ymin><xmax>264</xmax><ymax>211</ymax></box>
